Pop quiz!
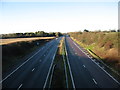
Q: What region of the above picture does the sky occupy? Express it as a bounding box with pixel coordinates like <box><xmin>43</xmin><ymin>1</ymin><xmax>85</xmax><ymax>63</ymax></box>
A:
<box><xmin>0</xmin><ymin>0</ymin><xmax>119</xmax><ymax>34</ymax></box>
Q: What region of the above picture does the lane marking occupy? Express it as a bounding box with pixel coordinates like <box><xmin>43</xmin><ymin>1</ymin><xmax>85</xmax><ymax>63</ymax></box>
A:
<box><xmin>48</xmin><ymin>64</ymin><xmax>56</xmax><ymax>88</ymax></box>
<box><xmin>64</xmin><ymin>39</ymin><xmax>76</xmax><ymax>89</ymax></box>
<box><xmin>83</xmin><ymin>65</ymin><xmax>86</xmax><ymax>68</ymax></box>
<box><xmin>0</xmin><ymin>39</ymin><xmax>55</xmax><ymax>83</ymax></box>
<box><xmin>93</xmin><ymin>79</ymin><xmax>97</xmax><ymax>84</ymax></box>
<box><xmin>43</xmin><ymin>46</ymin><xmax>58</xmax><ymax>88</ymax></box>
<box><xmin>0</xmin><ymin>47</ymin><xmax>41</xmax><ymax>83</ymax></box>
<box><xmin>72</xmin><ymin>40</ymin><xmax>120</xmax><ymax>85</ymax></box>
<box><xmin>32</xmin><ymin>68</ymin><xmax>35</xmax><ymax>72</ymax></box>
<box><xmin>63</xmin><ymin>53</ymin><xmax>68</xmax><ymax>88</ymax></box>
<box><xmin>17</xmin><ymin>84</ymin><xmax>23</xmax><ymax>90</ymax></box>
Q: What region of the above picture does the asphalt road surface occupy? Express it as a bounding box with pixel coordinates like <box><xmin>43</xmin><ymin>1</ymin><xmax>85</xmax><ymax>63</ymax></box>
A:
<box><xmin>1</xmin><ymin>37</ymin><xmax>61</xmax><ymax>89</ymax></box>
<box><xmin>65</xmin><ymin>36</ymin><xmax>120</xmax><ymax>88</ymax></box>
<box><xmin>1</xmin><ymin>36</ymin><xmax>120</xmax><ymax>89</ymax></box>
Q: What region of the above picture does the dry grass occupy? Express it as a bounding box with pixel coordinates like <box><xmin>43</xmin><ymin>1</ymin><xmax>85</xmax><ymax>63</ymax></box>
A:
<box><xmin>0</xmin><ymin>37</ymin><xmax>55</xmax><ymax>45</ymax></box>
<box><xmin>70</xmin><ymin>32</ymin><xmax>120</xmax><ymax>74</ymax></box>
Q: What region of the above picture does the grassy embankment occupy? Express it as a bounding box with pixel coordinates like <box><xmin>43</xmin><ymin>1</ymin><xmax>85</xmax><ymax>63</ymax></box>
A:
<box><xmin>2</xmin><ymin>37</ymin><xmax>55</xmax><ymax>73</ymax></box>
<box><xmin>50</xmin><ymin>37</ymin><xmax>72</xmax><ymax>88</ymax></box>
<box><xmin>69</xmin><ymin>32</ymin><xmax>120</xmax><ymax>74</ymax></box>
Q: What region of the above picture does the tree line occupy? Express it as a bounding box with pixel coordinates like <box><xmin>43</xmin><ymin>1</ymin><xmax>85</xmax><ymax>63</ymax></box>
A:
<box><xmin>1</xmin><ymin>31</ymin><xmax>62</xmax><ymax>39</ymax></box>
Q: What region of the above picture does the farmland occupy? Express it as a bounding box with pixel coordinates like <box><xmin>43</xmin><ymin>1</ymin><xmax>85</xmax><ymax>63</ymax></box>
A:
<box><xmin>0</xmin><ymin>37</ymin><xmax>55</xmax><ymax>45</ymax></box>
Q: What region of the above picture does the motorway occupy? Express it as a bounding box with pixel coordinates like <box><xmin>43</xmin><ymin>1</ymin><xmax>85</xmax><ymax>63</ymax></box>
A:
<box><xmin>1</xmin><ymin>36</ymin><xmax>120</xmax><ymax>88</ymax></box>
<box><xmin>65</xmin><ymin>36</ymin><xmax>120</xmax><ymax>88</ymax></box>
<box><xmin>1</xmin><ymin>37</ymin><xmax>61</xmax><ymax>88</ymax></box>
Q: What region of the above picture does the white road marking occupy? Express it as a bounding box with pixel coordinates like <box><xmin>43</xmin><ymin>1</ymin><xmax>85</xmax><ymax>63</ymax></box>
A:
<box><xmin>0</xmin><ymin>46</ymin><xmax>43</xmax><ymax>83</ymax></box>
<box><xmin>32</xmin><ymin>68</ymin><xmax>35</xmax><ymax>71</ymax></box>
<box><xmin>73</xmin><ymin>41</ymin><xmax>120</xmax><ymax>85</ymax></box>
<box><xmin>48</xmin><ymin>64</ymin><xmax>56</xmax><ymax>88</ymax></box>
<box><xmin>17</xmin><ymin>84</ymin><xmax>23</xmax><ymax>90</ymax></box>
<box><xmin>43</xmin><ymin>46</ymin><xmax>58</xmax><ymax>88</ymax></box>
<box><xmin>102</xmin><ymin>66</ymin><xmax>105</xmax><ymax>69</ymax></box>
<box><xmin>93</xmin><ymin>79</ymin><xmax>97</xmax><ymax>84</ymax></box>
<box><xmin>83</xmin><ymin>65</ymin><xmax>86</xmax><ymax>68</ymax></box>
<box><xmin>65</xmin><ymin>40</ymin><xmax>76</xmax><ymax>89</ymax></box>
<box><xmin>0</xmin><ymin>40</ymin><xmax>55</xmax><ymax>83</ymax></box>
<box><xmin>63</xmin><ymin>54</ymin><xmax>68</xmax><ymax>88</ymax></box>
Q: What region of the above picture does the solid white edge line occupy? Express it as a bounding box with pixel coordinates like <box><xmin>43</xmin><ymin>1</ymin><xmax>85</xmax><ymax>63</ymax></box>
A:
<box><xmin>17</xmin><ymin>84</ymin><xmax>23</xmax><ymax>90</ymax></box>
<box><xmin>64</xmin><ymin>38</ymin><xmax>76</xmax><ymax>89</ymax></box>
<box><xmin>0</xmin><ymin>40</ymin><xmax>54</xmax><ymax>83</ymax></box>
<box><xmin>93</xmin><ymin>79</ymin><xmax>97</xmax><ymax>85</ymax></box>
<box><xmin>73</xmin><ymin>40</ymin><xmax>120</xmax><ymax>85</ymax></box>
<box><xmin>43</xmin><ymin>46</ymin><xmax>58</xmax><ymax>89</ymax></box>
<box><xmin>0</xmin><ymin>47</ymin><xmax>42</xmax><ymax>84</ymax></box>
<box><xmin>63</xmin><ymin>51</ymin><xmax>68</xmax><ymax>88</ymax></box>
<box><xmin>48</xmin><ymin>64</ymin><xmax>56</xmax><ymax>88</ymax></box>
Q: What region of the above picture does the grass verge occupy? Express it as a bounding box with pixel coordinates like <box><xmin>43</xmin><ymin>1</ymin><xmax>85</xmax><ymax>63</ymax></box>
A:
<box><xmin>71</xmin><ymin>36</ymin><xmax>120</xmax><ymax>82</ymax></box>
<box><xmin>50</xmin><ymin>37</ymin><xmax>66</xmax><ymax>88</ymax></box>
<box><xmin>50</xmin><ymin>37</ymin><xmax>73</xmax><ymax>88</ymax></box>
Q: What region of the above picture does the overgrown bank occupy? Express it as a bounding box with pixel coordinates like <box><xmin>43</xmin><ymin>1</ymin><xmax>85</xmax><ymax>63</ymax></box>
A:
<box><xmin>2</xmin><ymin>38</ymin><xmax>54</xmax><ymax>73</ymax></box>
<box><xmin>69</xmin><ymin>32</ymin><xmax>120</xmax><ymax>74</ymax></box>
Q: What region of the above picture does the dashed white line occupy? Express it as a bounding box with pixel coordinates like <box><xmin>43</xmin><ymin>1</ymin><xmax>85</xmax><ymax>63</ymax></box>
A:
<box><xmin>83</xmin><ymin>65</ymin><xmax>86</xmax><ymax>68</ymax></box>
<box><xmin>0</xmin><ymin>46</ymin><xmax>43</xmax><ymax>83</ymax></box>
<box><xmin>73</xmin><ymin>41</ymin><xmax>120</xmax><ymax>85</ymax></box>
<box><xmin>32</xmin><ymin>68</ymin><xmax>35</xmax><ymax>71</ymax></box>
<box><xmin>17</xmin><ymin>84</ymin><xmax>23</xmax><ymax>90</ymax></box>
<box><xmin>93</xmin><ymin>79</ymin><xmax>97</xmax><ymax>84</ymax></box>
<box><xmin>0</xmin><ymin>40</ymin><xmax>55</xmax><ymax>84</ymax></box>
